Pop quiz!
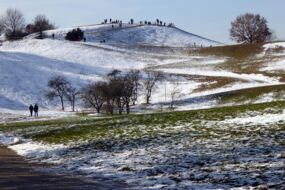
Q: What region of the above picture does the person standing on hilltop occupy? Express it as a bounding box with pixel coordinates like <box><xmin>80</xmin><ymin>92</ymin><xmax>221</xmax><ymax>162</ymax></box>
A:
<box><xmin>29</xmin><ymin>105</ymin><xmax>33</xmax><ymax>117</ymax></box>
<box><xmin>34</xmin><ymin>104</ymin><xmax>39</xmax><ymax>117</ymax></box>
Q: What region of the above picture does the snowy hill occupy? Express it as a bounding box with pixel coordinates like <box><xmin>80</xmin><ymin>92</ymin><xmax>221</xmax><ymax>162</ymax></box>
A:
<box><xmin>42</xmin><ymin>24</ymin><xmax>222</xmax><ymax>47</ymax></box>
<box><xmin>0</xmin><ymin>37</ymin><xmax>285</xmax><ymax>114</ymax></box>
<box><xmin>0</xmin><ymin>39</ymin><xmax>192</xmax><ymax>111</ymax></box>
<box><xmin>1</xmin><ymin>21</ymin><xmax>285</xmax><ymax>114</ymax></box>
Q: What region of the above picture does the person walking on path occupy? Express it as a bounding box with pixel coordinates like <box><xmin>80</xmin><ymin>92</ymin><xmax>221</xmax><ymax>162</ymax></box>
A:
<box><xmin>34</xmin><ymin>104</ymin><xmax>39</xmax><ymax>117</ymax></box>
<box><xmin>29</xmin><ymin>105</ymin><xmax>33</xmax><ymax>117</ymax></box>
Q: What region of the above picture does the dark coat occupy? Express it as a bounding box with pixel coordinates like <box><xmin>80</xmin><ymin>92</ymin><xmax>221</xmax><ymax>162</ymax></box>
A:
<box><xmin>34</xmin><ymin>105</ymin><xmax>39</xmax><ymax>112</ymax></box>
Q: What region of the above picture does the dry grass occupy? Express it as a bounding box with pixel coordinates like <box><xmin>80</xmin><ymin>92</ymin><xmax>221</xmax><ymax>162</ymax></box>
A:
<box><xmin>191</xmin><ymin>43</ymin><xmax>264</xmax><ymax>60</ymax></box>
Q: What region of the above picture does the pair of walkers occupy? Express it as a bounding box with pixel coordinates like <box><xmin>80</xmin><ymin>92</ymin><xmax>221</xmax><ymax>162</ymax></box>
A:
<box><xmin>29</xmin><ymin>104</ymin><xmax>39</xmax><ymax>117</ymax></box>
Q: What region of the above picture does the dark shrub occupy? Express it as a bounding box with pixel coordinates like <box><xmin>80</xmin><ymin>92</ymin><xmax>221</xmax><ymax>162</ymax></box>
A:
<box><xmin>65</xmin><ymin>28</ymin><xmax>84</xmax><ymax>41</ymax></box>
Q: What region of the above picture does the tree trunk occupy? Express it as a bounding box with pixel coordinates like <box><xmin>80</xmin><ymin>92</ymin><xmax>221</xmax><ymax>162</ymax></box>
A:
<box><xmin>146</xmin><ymin>89</ymin><xmax>152</xmax><ymax>104</ymax></box>
<box><xmin>71</xmin><ymin>101</ymin><xmax>75</xmax><ymax>112</ymax></box>
<box><xmin>146</xmin><ymin>95</ymin><xmax>150</xmax><ymax>104</ymax></box>
<box><xmin>60</xmin><ymin>96</ymin><xmax>64</xmax><ymax>111</ymax></box>
<box><xmin>126</xmin><ymin>103</ymin><xmax>130</xmax><ymax>114</ymax></box>
<box><xmin>72</xmin><ymin>96</ymin><xmax>76</xmax><ymax>112</ymax></box>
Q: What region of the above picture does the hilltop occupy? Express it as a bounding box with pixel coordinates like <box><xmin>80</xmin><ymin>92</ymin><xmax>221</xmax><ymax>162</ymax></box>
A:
<box><xmin>41</xmin><ymin>23</ymin><xmax>222</xmax><ymax>48</ymax></box>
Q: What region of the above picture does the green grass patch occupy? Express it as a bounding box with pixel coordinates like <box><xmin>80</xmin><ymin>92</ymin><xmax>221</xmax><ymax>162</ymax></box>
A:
<box><xmin>1</xmin><ymin>101</ymin><xmax>285</xmax><ymax>145</ymax></box>
<box><xmin>218</xmin><ymin>84</ymin><xmax>285</xmax><ymax>104</ymax></box>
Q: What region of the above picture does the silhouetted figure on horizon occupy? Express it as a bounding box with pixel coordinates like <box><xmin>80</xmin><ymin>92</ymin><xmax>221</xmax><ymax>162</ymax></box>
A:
<box><xmin>29</xmin><ymin>105</ymin><xmax>33</xmax><ymax>117</ymax></box>
<box><xmin>34</xmin><ymin>104</ymin><xmax>39</xmax><ymax>117</ymax></box>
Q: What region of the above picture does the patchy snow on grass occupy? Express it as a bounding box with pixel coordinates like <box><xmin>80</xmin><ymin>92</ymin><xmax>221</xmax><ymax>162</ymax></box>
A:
<box><xmin>2</xmin><ymin>105</ymin><xmax>285</xmax><ymax>189</ymax></box>
<box><xmin>159</xmin><ymin>68</ymin><xmax>280</xmax><ymax>83</ymax></box>
<box><xmin>5</xmin><ymin>120</ymin><xmax>284</xmax><ymax>189</ymax></box>
<box><xmin>222</xmin><ymin>110</ymin><xmax>285</xmax><ymax>125</ymax></box>
<box><xmin>9</xmin><ymin>141</ymin><xmax>68</xmax><ymax>164</ymax></box>
<box><xmin>0</xmin><ymin>133</ymin><xmax>21</xmax><ymax>146</ymax></box>
<box><xmin>0</xmin><ymin>103</ymin><xmax>285</xmax><ymax>190</ymax></box>
<box><xmin>260</xmin><ymin>59</ymin><xmax>285</xmax><ymax>72</ymax></box>
<box><xmin>253</xmin><ymin>92</ymin><xmax>283</xmax><ymax>104</ymax></box>
<box><xmin>0</xmin><ymin>109</ymin><xmax>75</xmax><ymax>124</ymax></box>
<box><xmin>190</xmin><ymin>82</ymin><xmax>283</xmax><ymax>99</ymax></box>
<box><xmin>258</xmin><ymin>41</ymin><xmax>285</xmax><ymax>57</ymax></box>
<box><xmin>263</xmin><ymin>42</ymin><xmax>285</xmax><ymax>51</ymax></box>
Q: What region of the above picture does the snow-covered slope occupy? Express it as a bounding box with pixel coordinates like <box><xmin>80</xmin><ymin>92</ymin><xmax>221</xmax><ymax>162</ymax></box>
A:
<box><xmin>1</xmin><ymin>24</ymin><xmax>284</xmax><ymax>114</ymax></box>
<box><xmin>0</xmin><ymin>39</ymin><xmax>193</xmax><ymax>111</ymax></box>
<box><xmin>43</xmin><ymin>24</ymin><xmax>221</xmax><ymax>47</ymax></box>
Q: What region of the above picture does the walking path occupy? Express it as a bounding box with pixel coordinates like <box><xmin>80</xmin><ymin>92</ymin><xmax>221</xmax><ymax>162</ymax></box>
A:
<box><xmin>0</xmin><ymin>146</ymin><xmax>128</xmax><ymax>190</ymax></box>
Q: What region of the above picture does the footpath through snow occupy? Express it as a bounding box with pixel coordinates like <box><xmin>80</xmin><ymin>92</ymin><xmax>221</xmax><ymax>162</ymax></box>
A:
<box><xmin>0</xmin><ymin>146</ymin><xmax>128</xmax><ymax>190</ymax></box>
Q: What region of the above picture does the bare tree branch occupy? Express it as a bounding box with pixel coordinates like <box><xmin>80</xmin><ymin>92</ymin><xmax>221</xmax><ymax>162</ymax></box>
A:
<box><xmin>230</xmin><ymin>13</ymin><xmax>271</xmax><ymax>43</ymax></box>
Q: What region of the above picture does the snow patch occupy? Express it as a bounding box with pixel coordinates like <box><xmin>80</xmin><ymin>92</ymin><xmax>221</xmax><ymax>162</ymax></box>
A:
<box><xmin>260</xmin><ymin>59</ymin><xmax>285</xmax><ymax>72</ymax></box>
<box><xmin>222</xmin><ymin>110</ymin><xmax>285</xmax><ymax>125</ymax></box>
<box><xmin>160</xmin><ymin>68</ymin><xmax>279</xmax><ymax>83</ymax></box>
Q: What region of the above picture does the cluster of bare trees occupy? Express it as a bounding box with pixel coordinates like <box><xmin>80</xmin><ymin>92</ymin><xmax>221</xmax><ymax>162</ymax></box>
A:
<box><xmin>0</xmin><ymin>8</ymin><xmax>55</xmax><ymax>40</ymax></box>
<box><xmin>81</xmin><ymin>69</ymin><xmax>140</xmax><ymax>115</ymax></box>
<box><xmin>0</xmin><ymin>9</ymin><xmax>26</xmax><ymax>40</ymax></box>
<box><xmin>26</xmin><ymin>14</ymin><xmax>55</xmax><ymax>39</ymax></box>
<box><xmin>46</xmin><ymin>69</ymin><xmax>165</xmax><ymax>114</ymax></box>
<box><xmin>46</xmin><ymin>76</ymin><xmax>79</xmax><ymax>112</ymax></box>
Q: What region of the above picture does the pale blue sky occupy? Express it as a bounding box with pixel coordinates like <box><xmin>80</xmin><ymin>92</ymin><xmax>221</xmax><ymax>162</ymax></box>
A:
<box><xmin>0</xmin><ymin>0</ymin><xmax>284</xmax><ymax>44</ymax></box>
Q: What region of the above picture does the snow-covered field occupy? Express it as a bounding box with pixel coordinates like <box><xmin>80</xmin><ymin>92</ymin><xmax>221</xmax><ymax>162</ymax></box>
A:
<box><xmin>1</xmin><ymin>102</ymin><xmax>284</xmax><ymax>189</ymax></box>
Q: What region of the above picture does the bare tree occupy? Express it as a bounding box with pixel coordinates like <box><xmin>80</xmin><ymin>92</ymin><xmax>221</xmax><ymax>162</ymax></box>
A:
<box><xmin>169</xmin><ymin>81</ymin><xmax>183</xmax><ymax>109</ymax></box>
<box><xmin>65</xmin><ymin>85</ymin><xmax>79</xmax><ymax>112</ymax></box>
<box><xmin>28</xmin><ymin>14</ymin><xmax>55</xmax><ymax>38</ymax></box>
<box><xmin>230</xmin><ymin>13</ymin><xmax>271</xmax><ymax>43</ymax></box>
<box><xmin>101</xmin><ymin>69</ymin><xmax>141</xmax><ymax>115</ymax></box>
<box><xmin>0</xmin><ymin>8</ymin><xmax>26</xmax><ymax>40</ymax></box>
<box><xmin>143</xmin><ymin>70</ymin><xmax>164</xmax><ymax>104</ymax></box>
<box><xmin>109</xmin><ymin>69</ymin><xmax>141</xmax><ymax>114</ymax></box>
<box><xmin>122</xmin><ymin>70</ymin><xmax>140</xmax><ymax>114</ymax></box>
<box><xmin>46</xmin><ymin>76</ymin><xmax>69</xmax><ymax>111</ymax></box>
<box><xmin>100</xmin><ymin>81</ymin><xmax>116</xmax><ymax>115</ymax></box>
<box><xmin>129</xmin><ymin>70</ymin><xmax>141</xmax><ymax>105</ymax></box>
<box><xmin>81</xmin><ymin>82</ymin><xmax>106</xmax><ymax>113</ymax></box>
<box><xmin>108</xmin><ymin>75</ymin><xmax>125</xmax><ymax>115</ymax></box>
